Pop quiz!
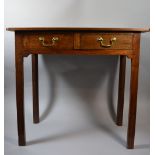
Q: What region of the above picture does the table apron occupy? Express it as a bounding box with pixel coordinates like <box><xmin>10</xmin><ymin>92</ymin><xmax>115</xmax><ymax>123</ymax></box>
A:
<box><xmin>21</xmin><ymin>49</ymin><xmax>135</xmax><ymax>56</ymax></box>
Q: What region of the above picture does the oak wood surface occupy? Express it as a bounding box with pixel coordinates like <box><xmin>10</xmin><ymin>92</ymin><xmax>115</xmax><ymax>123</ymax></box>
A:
<box><xmin>127</xmin><ymin>33</ymin><xmax>141</xmax><ymax>149</ymax></box>
<box><xmin>116</xmin><ymin>55</ymin><xmax>126</xmax><ymax>126</ymax></box>
<box><xmin>7</xmin><ymin>27</ymin><xmax>150</xmax><ymax>32</ymax></box>
<box><xmin>23</xmin><ymin>49</ymin><xmax>133</xmax><ymax>56</ymax></box>
<box><xmin>80</xmin><ymin>33</ymin><xmax>133</xmax><ymax>49</ymax></box>
<box><xmin>32</xmin><ymin>54</ymin><xmax>39</xmax><ymax>123</ymax></box>
<box><xmin>23</xmin><ymin>32</ymin><xmax>74</xmax><ymax>50</ymax></box>
<box><xmin>15</xmin><ymin>34</ymin><xmax>26</xmax><ymax>146</ymax></box>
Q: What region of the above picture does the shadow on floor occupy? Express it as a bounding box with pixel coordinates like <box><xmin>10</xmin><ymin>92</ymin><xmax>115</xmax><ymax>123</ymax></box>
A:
<box><xmin>39</xmin><ymin>55</ymin><xmax>118</xmax><ymax>123</ymax></box>
<box><xmin>39</xmin><ymin>56</ymin><xmax>56</xmax><ymax>122</ymax></box>
<box><xmin>27</xmin><ymin>125</ymin><xmax>149</xmax><ymax>149</ymax></box>
<box><xmin>32</xmin><ymin>55</ymin><xmax>149</xmax><ymax>149</ymax></box>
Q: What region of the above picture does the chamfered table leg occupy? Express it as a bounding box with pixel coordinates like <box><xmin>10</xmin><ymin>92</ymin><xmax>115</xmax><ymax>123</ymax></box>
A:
<box><xmin>15</xmin><ymin>54</ymin><xmax>26</xmax><ymax>146</ymax></box>
<box><xmin>116</xmin><ymin>55</ymin><xmax>126</xmax><ymax>126</ymax></box>
<box><xmin>127</xmin><ymin>56</ymin><xmax>139</xmax><ymax>149</ymax></box>
<box><xmin>32</xmin><ymin>54</ymin><xmax>39</xmax><ymax>123</ymax></box>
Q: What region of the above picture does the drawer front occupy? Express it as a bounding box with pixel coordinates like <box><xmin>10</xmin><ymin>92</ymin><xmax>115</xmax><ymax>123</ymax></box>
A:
<box><xmin>80</xmin><ymin>33</ymin><xmax>133</xmax><ymax>49</ymax></box>
<box><xmin>22</xmin><ymin>32</ymin><xmax>74</xmax><ymax>50</ymax></box>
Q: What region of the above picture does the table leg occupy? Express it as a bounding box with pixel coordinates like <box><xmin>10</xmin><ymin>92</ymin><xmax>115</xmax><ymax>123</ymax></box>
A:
<box><xmin>15</xmin><ymin>54</ymin><xmax>26</xmax><ymax>146</ymax></box>
<box><xmin>127</xmin><ymin>55</ymin><xmax>139</xmax><ymax>149</ymax></box>
<box><xmin>116</xmin><ymin>55</ymin><xmax>126</xmax><ymax>126</ymax></box>
<box><xmin>32</xmin><ymin>54</ymin><xmax>39</xmax><ymax>123</ymax></box>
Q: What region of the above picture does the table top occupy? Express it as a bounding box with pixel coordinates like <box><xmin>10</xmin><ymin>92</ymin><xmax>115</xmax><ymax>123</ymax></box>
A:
<box><xmin>6</xmin><ymin>27</ymin><xmax>150</xmax><ymax>32</ymax></box>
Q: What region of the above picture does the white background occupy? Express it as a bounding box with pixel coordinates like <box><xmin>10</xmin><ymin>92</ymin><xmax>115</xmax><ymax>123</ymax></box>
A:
<box><xmin>4</xmin><ymin>0</ymin><xmax>150</xmax><ymax>155</ymax></box>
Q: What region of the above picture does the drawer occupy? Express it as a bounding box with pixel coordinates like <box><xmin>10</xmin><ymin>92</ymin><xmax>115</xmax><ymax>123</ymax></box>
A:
<box><xmin>22</xmin><ymin>32</ymin><xmax>74</xmax><ymax>50</ymax></box>
<box><xmin>80</xmin><ymin>33</ymin><xmax>133</xmax><ymax>49</ymax></box>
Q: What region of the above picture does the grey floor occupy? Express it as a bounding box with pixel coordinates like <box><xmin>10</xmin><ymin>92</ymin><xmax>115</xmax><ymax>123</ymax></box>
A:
<box><xmin>4</xmin><ymin>56</ymin><xmax>150</xmax><ymax>155</ymax></box>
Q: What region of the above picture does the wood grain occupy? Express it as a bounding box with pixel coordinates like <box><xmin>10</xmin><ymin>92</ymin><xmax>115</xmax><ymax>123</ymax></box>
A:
<box><xmin>80</xmin><ymin>33</ymin><xmax>133</xmax><ymax>49</ymax></box>
<box><xmin>15</xmin><ymin>33</ymin><xmax>26</xmax><ymax>146</ymax></box>
<box><xmin>127</xmin><ymin>33</ymin><xmax>140</xmax><ymax>149</ymax></box>
<box><xmin>7</xmin><ymin>27</ymin><xmax>150</xmax><ymax>32</ymax></box>
<box><xmin>32</xmin><ymin>54</ymin><xmax>39</xmax><ymax>123</ymax></box>
<box><xmin>23</xmin><ymin>32</ymin><xmax>74</xmax><ymax>50</ymax></box>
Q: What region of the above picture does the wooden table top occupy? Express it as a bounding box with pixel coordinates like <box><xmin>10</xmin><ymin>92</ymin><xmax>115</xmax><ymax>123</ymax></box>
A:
<box><xmin>6</xmin><ymin>27</ymin><xmax>150</xmax><ymax>32</ymax></box>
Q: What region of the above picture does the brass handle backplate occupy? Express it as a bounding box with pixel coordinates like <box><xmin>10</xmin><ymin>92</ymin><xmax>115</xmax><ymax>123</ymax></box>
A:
<box><xmin>97</xmin><ymin>36</ymin><xmax>117</xmax><ymax>48</ymax></box>
<box><xmin>39</xmin><ymin>36</ymin><xmax>59</xmax><ymax>47</ymax></box>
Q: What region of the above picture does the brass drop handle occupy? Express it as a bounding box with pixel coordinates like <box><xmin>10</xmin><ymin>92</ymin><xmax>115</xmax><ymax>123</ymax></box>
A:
<box><xmin>39</xmin><ymin>36</ymin><xmax>59</xmax><ymax>47</ymax></box>
<box><xmin>97</xmin><ymin>36</ymin><xmax>117</xmax><ymax>47</ymax></box>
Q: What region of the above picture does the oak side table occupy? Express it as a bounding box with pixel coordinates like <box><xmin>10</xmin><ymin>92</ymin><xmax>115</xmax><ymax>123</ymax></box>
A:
<box><xmin>7</xmin><ymin>27</ymin><xmax>149</xmax><ymax>149</ymax></box>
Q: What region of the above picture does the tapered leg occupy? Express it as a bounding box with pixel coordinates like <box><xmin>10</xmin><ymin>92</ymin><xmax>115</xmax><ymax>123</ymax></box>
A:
<box><xmin>15</xmin><ymin>54</ymin><xmax>26</xmax><ymax>146</ymax></box>
<box><xmin>127</xmin><ymin>56</ymin><xmax>139</xmax><ymax>149</ymax></box>
<box><xmin>116</xmin><ymin>55</ymin><xmax>126</xmax><ymax>126</ymax></box>
<box><xmin>32</xmin><ymin>54</ymin><xmax>39</xmax><ymax>123</ymax></box>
